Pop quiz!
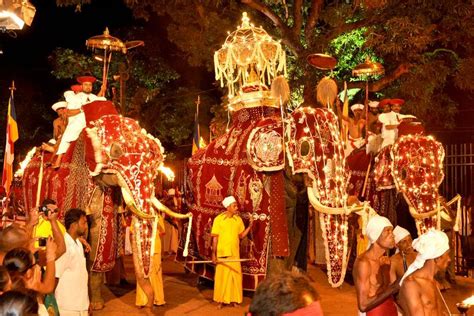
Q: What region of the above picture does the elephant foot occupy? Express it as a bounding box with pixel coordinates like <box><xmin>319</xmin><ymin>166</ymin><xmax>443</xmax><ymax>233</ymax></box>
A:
<box><xmin>90</xmin><ymin>301</ymin><xmax>105</xmax><ymax>311</ymax></box>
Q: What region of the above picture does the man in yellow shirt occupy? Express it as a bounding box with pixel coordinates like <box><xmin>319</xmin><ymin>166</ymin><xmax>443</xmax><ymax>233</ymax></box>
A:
<box><xmin>211</xmin><ymin>196</ymin><xmax>253</xmax><ymax>309</ymax></box>
<box><xmin>33</xmin><ymin>199</ymin><xmax>66</xmax><ymax>256</ymax></box>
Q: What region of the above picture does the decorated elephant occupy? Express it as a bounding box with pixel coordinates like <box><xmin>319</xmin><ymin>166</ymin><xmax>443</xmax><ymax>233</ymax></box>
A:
<box><xmin>21</xmin><ymin>100</ymin><xmax>191</xmax><ymax>308</ymax></box>
<box><xmin>181</xmin><ymin>89</ymin><xmax>355</xmax><ymax>288</ymax></box>
<box><xmin>176</xmin><ymin>12</ymin><xmax>360</xmax><ymax>289</ymax></box>
<box><xmin>346</xmin><ymin>116</ymin><xmax>459</xmax><ymax>236</ymax></box>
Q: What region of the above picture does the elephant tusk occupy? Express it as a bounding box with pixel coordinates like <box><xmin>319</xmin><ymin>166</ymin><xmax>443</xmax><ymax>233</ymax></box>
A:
<box><xmin>307</xmin><ymin>187</ymin><xmax>366</xmax><ymax>215</ymax></box>
<box><xmin>151</xmin><ymin>196</ymin><xmax>192</xmax><ymax>257</ymax></box>
<box><xmin>150</xmin><ymin>197</ymin><xmax>192</xmax><ymax>219</ymax></box>
<box><xmin>121</xmin><ymin>187</ymin><xmax>155</xmax><ymax>220</ymax></box>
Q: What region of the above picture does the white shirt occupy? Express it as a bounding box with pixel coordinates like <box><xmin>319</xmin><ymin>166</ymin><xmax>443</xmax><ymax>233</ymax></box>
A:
<box><xmin>55</xmin><ymin>233</ymin><xmax>89</xmax><ymax>312</ymax></box>
<box><xmin>378</xmin><ymin>111</ymin><xmax>400</xmax><ymax>148</ymax></box>
<box><xmin>64</xmin><ymin>91</ymin><xmax>106</xmax><ymax>109</ymax></box>
<box><xmin>56</xmin><ymin>91</ymin><xmax>107</xmax><ymax>154</ymax></box>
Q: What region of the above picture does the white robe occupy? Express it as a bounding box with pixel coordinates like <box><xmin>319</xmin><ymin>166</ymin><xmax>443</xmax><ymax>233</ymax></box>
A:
<box><xmin>378</xmin><ymin>112</ymin><xmax>399</xmax><ymax>148</ymax></box>
<box><xmin>56</xmin><ymin>91</ymin><xmax>106</xmax><ymax>155</ymax></box>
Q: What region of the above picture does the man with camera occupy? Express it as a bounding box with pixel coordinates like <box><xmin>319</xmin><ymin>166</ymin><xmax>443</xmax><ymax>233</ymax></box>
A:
<box><xmin>33</xmin><ymin>198</ymin><xmax>66</xmax><ymax>259</ymax></box>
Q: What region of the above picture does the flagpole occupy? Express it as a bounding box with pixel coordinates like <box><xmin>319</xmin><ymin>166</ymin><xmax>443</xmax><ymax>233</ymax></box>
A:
<box><xmin>2</xmin><ymin>81</ymin><xmax>17</xmax><ymax>211</ymax></box>
<box><xmin>8</xmin><ymin>80</ymin><xmax>16</xmax><ymax>205</ymax></box>
<box><xmin>192</xmin><ymin>95</ymin><xmax>201</xmax><ymax>154</ymax></box>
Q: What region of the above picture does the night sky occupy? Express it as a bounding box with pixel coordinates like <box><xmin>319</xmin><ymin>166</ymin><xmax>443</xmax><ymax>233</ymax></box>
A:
<box><xmin>0</xmin><ymin>1</ymin><xmax>132</xmax><ymax>151</ymax></box>
<box><xmin>1</xmin><ymin>1</ymin><xmax>472</xmax><ymax>158</ymax></box>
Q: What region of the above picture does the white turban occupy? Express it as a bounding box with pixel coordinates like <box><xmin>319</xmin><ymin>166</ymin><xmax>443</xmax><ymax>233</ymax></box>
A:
<box><xmin>366</xmin><ymin>215</ymin><xmax>393</xmax><ymax>244</ymax></box>
<box><xmin>393</xmin><ymin>226</ymin><xmax>410</xmax><ymax>244</ymax></box>
<box><xmin>351</xmin><ymin>103</ymin><xmax>364</xmax><ymax>112</ymax></box>
<box><xmin>222</xmin><ymin>196</ymin><xmax>237</xmax><ymax>208</ymax></box>
<box><xmin>52</xmin><ymin>101</ymin><xmax>67</xmax><ymax>112</ymax></box>
<box><xmin>369</xmin><ymin>101</ymin><xmax>379</xmax><ymax>108</ymax></box>
<box><xmin>168</xmin><ymin>188</ymin><xmax>175</xmax><ymax>196</ymax></box>
<box><xmin>400</xmin><ymin>229</ymin><xmax>449</xmax><ymax>285</ymax></box>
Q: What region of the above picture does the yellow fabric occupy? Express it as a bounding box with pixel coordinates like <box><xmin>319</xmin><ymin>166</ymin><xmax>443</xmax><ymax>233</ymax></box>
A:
<box><xmin>33</xmin><ymin>218</ymin><xmax>66</xmax><ymax>248</ymax></box>
<box><xmin>211</xmin><ymin>212</ymin><xmax>244</xmax><ymax>304</ymax></box>
<box><xmin>136</xmin><ymin>215</ymin><xmax>166</xmax><ymax>306</ymax></box>
<box><xmin>211</xmin><ymin>213</ymin><xmax>244</xmax><ymax>258</ymax></box>
<box><xmin>357</xmin><ymin>216</ymin><xmax>369</xmax><ymax>255</ymax></box>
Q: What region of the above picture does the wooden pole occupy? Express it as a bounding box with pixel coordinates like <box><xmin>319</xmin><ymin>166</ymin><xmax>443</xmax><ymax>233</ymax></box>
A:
<box><xmin>361</xmin><ymin>159</ymin><xmax>372</xmax><ymax>198</ymax></box>
<box><xmin>184</xmin><ymin>258</ymin><xmax>254</xmax><ymax>264</ymax></box>
<box><xmin>365</xmin><ymin>80</ymin><xmax>369</xmax><ymax>141</ymax></box>
<box><xmin>35</xmin><ymin>151</ymin><xmax>44</xmax><ymax>206</ymax></box>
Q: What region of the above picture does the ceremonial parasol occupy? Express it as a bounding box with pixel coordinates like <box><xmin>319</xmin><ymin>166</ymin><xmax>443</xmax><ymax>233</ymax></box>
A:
<box><xmin>307</xmin><ymin>53</ymin><xmax>337</xmax><ymax>70</ymax></box>
<box><xmin>86</xmin><ymin>27</ymin><xmax>126</xmax><ymax>91</ymax></box>
<box><xmin>352</xmin><ymin>58</ymin><xmax>384</xmax><ymax>139</ymax></box>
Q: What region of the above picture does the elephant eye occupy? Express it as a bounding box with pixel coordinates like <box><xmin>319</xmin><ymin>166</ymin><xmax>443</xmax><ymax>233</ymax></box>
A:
<box><xmin>401</xmin><ymin>169</ymin><xmax>407</xmax><ymax>181</ymax></box>
<box><xmin>300</xmin><ymin>140</ymin><xmax>310</xmax><ymax>157</ymax></box>
<box><xmin>110</xmin><ymin>142</ymin><xmax>124</xmax><ymax>159</ymax></box>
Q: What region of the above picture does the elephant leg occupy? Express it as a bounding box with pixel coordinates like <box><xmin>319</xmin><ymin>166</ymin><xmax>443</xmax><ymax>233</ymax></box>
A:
<box><xmin>282</xmin><ymin>173</ymin><xmax>305</xmax><ymax>271</ymax></box>
<box><xmin>131</xmin><ymin>229</ymin><xmax>154</xmax><ymax>307</ymax></box>
<box><xmin>87</xmin><ymin>187</ymin><xmax>105</xmax><ymax>309</ymax></box>
<box><xmin>293</xmin><ymin>189</ymin><xmax>309</xmax><ymax>271</ymax></box>
<box><xmin>89</xmin><ymin>272</ymin><xmax>105</xmax><ymax>309</ymax></box>
<box><xmin>267</xmin><ymin>257</ymin><xmax>287</xmax><ymax>277</ymax></box>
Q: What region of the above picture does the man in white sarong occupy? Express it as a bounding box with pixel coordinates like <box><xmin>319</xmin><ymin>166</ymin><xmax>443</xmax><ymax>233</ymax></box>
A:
<box><xmin>366</xmin><ymin>100</ymin><xmax>383</xmax><ymax>154</ymax></box>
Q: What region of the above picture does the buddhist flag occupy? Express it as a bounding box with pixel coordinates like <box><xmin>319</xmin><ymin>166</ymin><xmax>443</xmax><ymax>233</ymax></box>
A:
<box><xmin>2</xmin><ymin>84</ymin><xmax>19</xmax><ymax>196</ymax></box>
<box><xmin>192</xmin><ymin>96</ymin><xmax>201</xmax><ymax>154</ymax></box>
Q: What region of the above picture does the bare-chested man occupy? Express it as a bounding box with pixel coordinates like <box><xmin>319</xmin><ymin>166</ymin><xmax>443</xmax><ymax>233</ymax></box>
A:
<box><xmin>367</xmin><ymin>101</ymin><xmax>380</xmax><ymax>134</ymax></box>
<box><xmin>399</xmin><ymin>229</ymin><xmax>451</xmax><ymax>316</ymax></box>
<box><xmin>41</xmin><ymin>101</ymin><xmax>68</xmax><ymax>154</ymax></box>
<box><xmin>341</xmin><ymin>103</ymin><xmax>366</xmax><ymax>156</ymax></box>
<box><xmin>366</xmin><ymin>101</ymin><xmax>383</xmax><ymax>154</ymax></box>
<box><xmin>52</xmin><ymin>101</ymin><xmax>68</xmax><ymax>141</ymax></box>
<box><xmin>390</xmin><ymin>226</ymin><xmax>417</xmax><ymax>283</ymax></box>
<box><xmin>354</xmin><ymin>215</ymin><xmax>399</xmax><ymax>316</ymax></box>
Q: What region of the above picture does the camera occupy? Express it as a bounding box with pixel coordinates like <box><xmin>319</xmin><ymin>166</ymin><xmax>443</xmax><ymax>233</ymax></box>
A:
<box><xmin>38</xmin><ymin>237</ymin><xmax>47</xmax><ymax>247</ymax></box>
<box><xmin>38</xmin><ymin>205</ymin><xmax>49</xmax><ymax>217</ymax></box>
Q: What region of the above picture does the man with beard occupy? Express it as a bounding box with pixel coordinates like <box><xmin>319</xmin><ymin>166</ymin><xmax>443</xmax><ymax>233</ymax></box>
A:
<box><xmin>55</xmin><ymin>208</ymin><xmax>89</xmax><ymax>315</ymax></box>
<box><xmin>399</xmin><ymin>230</ymin><xmax>451</xmax><ymax>316</ymax></box>
<box><xmin>390</xmin><ymin>226</ymin><xmax>417</xmax><ymax>283</ymax></box>
<box><xmin>353</xmin><ymin>215</ymin><xmax>399</xmax><ymax>316</ymax></box>
<box><xmin>53</xmin><ymin>76</ymin><xmax>106</xmax><ymax>169</ymax></box>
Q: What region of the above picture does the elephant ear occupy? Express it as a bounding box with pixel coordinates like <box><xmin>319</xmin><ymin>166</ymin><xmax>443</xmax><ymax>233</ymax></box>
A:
<box><xmin>246</xmin><ymin>118</ymin><xmax>284</xmax><ymax>172</ymax></box>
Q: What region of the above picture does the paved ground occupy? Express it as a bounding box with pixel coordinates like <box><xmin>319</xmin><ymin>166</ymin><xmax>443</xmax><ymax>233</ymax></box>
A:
<box><xmin>95</xmin><ymin>255</ymin><xmax>474</xmax><ymax>316</ymax></box>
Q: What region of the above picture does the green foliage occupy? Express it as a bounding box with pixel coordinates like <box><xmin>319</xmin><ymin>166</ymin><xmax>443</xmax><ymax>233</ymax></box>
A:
<box><xmin>53</xmin><ymin>0</ymin><xmax>474</xmax><ymax>133</ymax></box>
<box><xmin>140</xmin><ymin>88</ymin><xmax>218</xmax><ymax>153</ymax></box>
<box><xmin>329</xmin><ymin>27</ymin><xmax>382</xmax><ymax>82</ymax></box>
<box><xmin>49</xmin><ymin>48</ymin><xmax>102</xmax><ymax>80</ymax></box>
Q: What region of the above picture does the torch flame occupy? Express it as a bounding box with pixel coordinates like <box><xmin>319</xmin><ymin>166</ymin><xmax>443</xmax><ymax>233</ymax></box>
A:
<box><xmin>14</xmin><ymin>147</ymin><xmax>37</xmax><ymax>178</ymax></box>
<box><xmin>158</xmin><ymin>165</ymin><xmax>175</xmax><ymax>182</ymax></box>
<box><xmin>462</xmin><ymin>295</ymin><xmax>474</xmax><ymax>306</ymax></box>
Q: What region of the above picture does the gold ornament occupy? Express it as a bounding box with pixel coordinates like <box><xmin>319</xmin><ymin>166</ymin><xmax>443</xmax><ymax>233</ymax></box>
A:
<box><xmin>214</xmin><ymin>12</ymin><xmax>287</xmax><ymax>101</ymax></box>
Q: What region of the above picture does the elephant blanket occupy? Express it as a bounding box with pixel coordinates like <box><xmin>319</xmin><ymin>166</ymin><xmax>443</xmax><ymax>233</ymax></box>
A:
<box><xmin>179</xmin><ymin>106</ymin><xmax>288</xmax><ymax>291</ymax></box>
<box><xmin>22</xmin><ymin>101</ymin><xmax>120</xmax><ymax>272</ymax></box>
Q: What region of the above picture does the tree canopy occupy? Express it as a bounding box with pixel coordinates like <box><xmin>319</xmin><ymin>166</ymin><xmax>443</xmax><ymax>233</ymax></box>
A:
<box><xmin>54</xmin><ymin>0</ymin><xmax>474</xmax><ymax>131</ymax></box>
